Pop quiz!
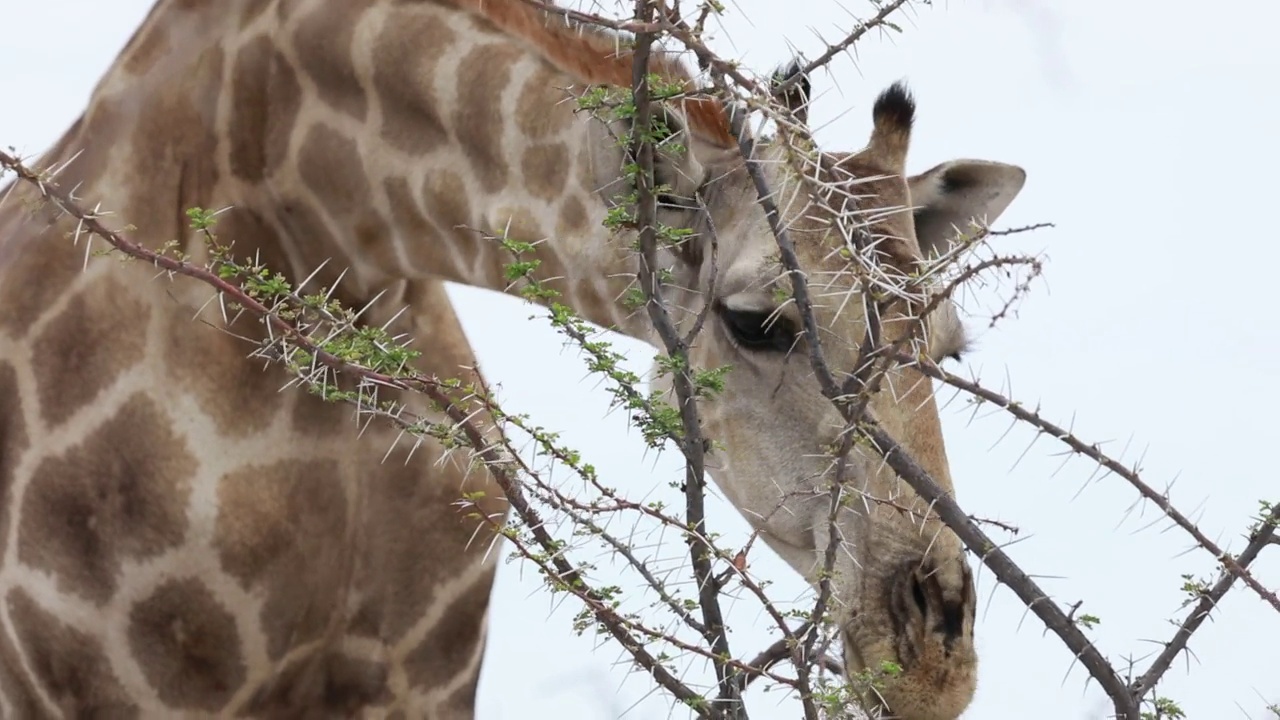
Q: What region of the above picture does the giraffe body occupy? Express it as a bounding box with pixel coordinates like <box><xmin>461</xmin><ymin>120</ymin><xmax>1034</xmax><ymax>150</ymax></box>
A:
<box><xmin>0</xmin><ymin>0</ymin><xmax>1029</xmax><ymax>717</ymax></box>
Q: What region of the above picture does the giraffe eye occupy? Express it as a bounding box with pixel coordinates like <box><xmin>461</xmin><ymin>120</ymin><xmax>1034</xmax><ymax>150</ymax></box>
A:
<box><xmin>657</xmin><ymin>192</ymin><xmax>697</xmax><ymax>211</ymax></box>
<box><xmin>718</xmin><ymin>305</ymin><xmax>797</xmax><ymax>353</ymax></box>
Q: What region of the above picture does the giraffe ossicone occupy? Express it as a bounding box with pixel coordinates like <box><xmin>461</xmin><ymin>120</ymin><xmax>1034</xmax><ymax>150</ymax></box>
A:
<box><xmin>0</xmin><ymin>0</ymin><xmax>1026</xmax><ymax>717</ymax></box>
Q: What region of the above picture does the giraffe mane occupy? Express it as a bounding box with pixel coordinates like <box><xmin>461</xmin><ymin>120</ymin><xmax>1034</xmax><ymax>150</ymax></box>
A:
<box><xmin>439</xmin><ymin>0</ymin><xmax>735</xmax><ymax>147</ymax></box>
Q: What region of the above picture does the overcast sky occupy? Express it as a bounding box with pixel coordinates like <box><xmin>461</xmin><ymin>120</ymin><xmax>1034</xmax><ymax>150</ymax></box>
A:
<box><xmin>2</xmin><ymin>0</ymin><xmax>1277</xmax><ymax>718</ymax></box>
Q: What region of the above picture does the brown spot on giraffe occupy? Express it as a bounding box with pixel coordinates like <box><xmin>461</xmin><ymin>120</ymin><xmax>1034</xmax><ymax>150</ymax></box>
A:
<box><xmin>516</xmin><ymin>64</ymin><xmax>574</xmax><ymax>139</ymax></box>
<box><xmin>297</xmin><ymin>123</ymin><xmax>369</xmax><ymax>221</ymax></box>
<box><xmin>290</xmin><ymin>1</ymin><xmax>373</xmax><ymax>122</ymax></box>
<box><xmin>228</xmin><ymin>36</ymin><xmax>303</xmax><ymax>182</ymax></box>
<box><xmin>289</xmin><ymin>392</ymin><xmax>349</xmax><ymax>440</ymax></box>
<box><xmin>403</xmin><ymin>279</ymin><xmax>481</xmax><ymax>365</ymax></box>
<box><xmin>354</xmin><ymin>209</ymin><xmax>401</xmax><ymax>277</ymax></box>
<box><xmin>0</xmin><ymin>625</ymin><xmax>43</xmax><ymax>719</ymax></box>
<box><xmin>294</xmin><ymin>122</ymin><xmax>408</xmax><ymax>279</ymax></box>
<box><xmin>271</xmin><ymin>195</ymin><xmax>352</xmax><ymax>288</ymax></box>
<box><xmin>347</xmin><ymin>445</ymin><xmax>495</xmax><ymax>642</ymax></box>
<box><xmin>522</xmin><ymin>142</ymin><xmax>569</xmax><ymax>200</ymax></box>
<box><xmin>441</xmin><ymin>674</ymin><xmax>484</xmax><ymax>719</ymax></box>
<box><xmin>402</xmin><ymin>570</ymin><xmax>492</xmax><ymax>689</ymax></box>
<box><xmin>239</xmin><ymin>653</ymin><xmax>391</xmax><ymax>716</ymax></box>
<box><xmin>214</xmin><ymin>458</ymin><xmax>348</xmax><ymax>660</ymax></box>
<box><xmin>19</xmin><ymin>394</ymin><xmax>195</xmax><ymax>605</ymax></box>
<box><xmin>384</xmin><ymin>177</ymin><xmax>444</xmax><ymax>276</ymax></box>
<box><xmin>128</xmin><ymin>577</ymin><xmax>246</xmax><ymax>710</ymax></box>
<box><xmin>575</xmin><ymin>135</ymin><xmax>595</xmax><ymax>185</ymax></box>
<box><xmin>371</xmin><ymin>8</ymin><xmax>454</xmax><ymax>156</ymax></box>
<box><xmin>159</xmin><ymin>238</ymin><xmax>287</xmax><ymax>437</ymax></box>
<box><xmin>557</xmin><ymin>195</ymin><xmax>588</xmax><ymax>238</ymax></box>
<box><xmin>453</xmin><ymin>43</ymin><xmax>522</xmax><ymax>193</ymax></box>
<box><xmin>496</xmin><ymin>207</ymin><xmax>544</xmax><ymax>242</ymax></box>
<box><xmin>65</xmin><ymin>95</ymin><xmax>129</xmax><ymax>179</ymax></box>
<box><xmin>210</xmin><ymin>205</ymin><xmax>297</xmax><ymax>282</ymax></box>
<box><xmin>121</xmin><ymin>18</ymin><xmax>171</xmax><ymax>76</ymax></box>
<box><xmin>0</xmin><ymin>362</ymin><xmax>26</xmax><ymax>563</ymax></box>
<box><xmin>0</xmin><ymin>223</ymin><xmax>88</xmax><ymax>340</ymax></box>
<box><xmin>7</xmin><ymin>588</ymin><xmax>139</xmax><ymax>717</ymax></box>
<box><xmin>31</xmin><ymin>275</ymin><xmax>150</xmax><ymax>429</ymax></box>
<box><xmin>123</xmin><ymin>44</ymin><xmax>223</xmax><ymax>232</ymax></box>
<box><xmin>417</xmin><ymin>170</ymin><xmax>477</xmax><ymax>278</ymax></box>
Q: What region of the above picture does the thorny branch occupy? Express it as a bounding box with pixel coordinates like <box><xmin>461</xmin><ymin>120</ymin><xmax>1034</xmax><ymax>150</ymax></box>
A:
<box><xmin>769</xmin><ymin>0</ymin><xmax>916</xmax><ymax>99</ymax></box>
<box><xmin>1130</xmin><ymin>500</ymin><xmax>1280</xmax><ymax>696</ymax></box>
<box><xmin>899</xmin><ymin>351</ymin><xmax>1280</xmax><ymax>616</ymax></box>
<box><xmin>742</xmin><ymin>621</ymin><xmax>844</xmax><ymax>686</ymax></box>
<box><xmin>627</xmin><ymin>2</ymin><xmax>747</xmax><ymax>713</ymax></box>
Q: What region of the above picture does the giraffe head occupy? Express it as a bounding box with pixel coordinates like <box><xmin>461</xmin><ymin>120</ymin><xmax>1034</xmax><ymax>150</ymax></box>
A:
<box><xmin>632</xmin><ymin>72</ymin><xmax>1025</xmax><ymax>718</ymax></box>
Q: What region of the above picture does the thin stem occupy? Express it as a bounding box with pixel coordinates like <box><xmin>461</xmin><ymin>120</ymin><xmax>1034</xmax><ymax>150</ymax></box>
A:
<box><xmin>629</xmin><ymin>4</ymin><xmax>744</xmax><ymax>714</ymax></box>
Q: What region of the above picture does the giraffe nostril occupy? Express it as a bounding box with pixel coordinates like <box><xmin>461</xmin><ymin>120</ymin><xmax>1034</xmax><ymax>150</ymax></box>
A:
<box><xmin>908</xmin><ymin>563</ymin><xmax>970</xmax><ymax>649</ymax></box>
<box><xmin>910</xmin><ymin>572</ymin><xmax>928</xmax><ymax>617</ymax></box>
<box><xmin>929</xmin><ymin>565</ymin><xmax>972</xmax><ymax>648</ymax></box>
<box><xmin>938</xmin><ymin>594</ymin><xmax>966</xmax><ymax>646</ymax></box>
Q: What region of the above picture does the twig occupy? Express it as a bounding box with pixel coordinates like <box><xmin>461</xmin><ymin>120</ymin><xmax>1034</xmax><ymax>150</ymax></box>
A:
<box><xmin>742</xmin><ymin>622</ymin><xmax>844</xmax><ymax>685</ymax></box>
<box><xmin>518</xmin><ymin>0</ymin><xmax>666</xmax><ymax>34</ymax></box>
<box><xmin>724</xmin><ymin>109</ymin><xmax>838</xmax><ymax>398</ymax></box>
<box><xmin>1130</xmin><ymin>501</ymin><xmax>1280</xmax><ymax>695</ymax></box>
<box><xmin>771</xmin><ymin>0</ymin><xmax>914</xmax><ymax>98</ymax></box>
<box><xmin>899</xmin><ymin>351</ymin><xmax>1280</xmax><ymax>614</ymax></box>
<box><xmin>629</xmin><ymin>4</ymin><xmax>744</xmax><ymax>714</ymax></box>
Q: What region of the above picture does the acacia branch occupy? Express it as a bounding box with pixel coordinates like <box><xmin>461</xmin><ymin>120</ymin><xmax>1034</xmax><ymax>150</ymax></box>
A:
<box><xmin>741</xmin><ymin>622</ymin><xmax>844</xmax><ymax>686</ymax></box>
<box><xmin>770</xmin><ymin>0</ymin><xmax>915</xmax><ymax>98</ymax></box>
<box><xmin>898</xmin><ymin>351</ymin><xmax>1280</xmax><ymax>615</ymax></box>
<box><xmin>1131</xmin><ymin>500</ymin><xmax>1280</xmax><ymax>696</ymax></box>
<box><xmin>629</xmin><ymin>5</ymin><xmax>745</xmax><ymax>714</ymax></box>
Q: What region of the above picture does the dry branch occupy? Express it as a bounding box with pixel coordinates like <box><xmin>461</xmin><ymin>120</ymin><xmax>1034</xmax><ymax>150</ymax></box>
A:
<box><xmin>898</xmin><ymin>350</ymin><xmax>1280</xmax><ymax>615</ymax></box>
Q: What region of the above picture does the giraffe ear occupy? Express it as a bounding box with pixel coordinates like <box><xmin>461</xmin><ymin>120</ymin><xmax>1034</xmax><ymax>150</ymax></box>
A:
<box><xmin>908</xmin><ymin>159</ymin><xmax>1027</xmax><ymax>259</ymax></box>
<box><xmin>770</xmin><ymin>60</ymin><xmax>812</xmax><ymax>126</ymax></box>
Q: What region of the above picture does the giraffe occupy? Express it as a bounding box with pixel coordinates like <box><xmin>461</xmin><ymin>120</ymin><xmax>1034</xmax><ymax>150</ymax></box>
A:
<box><xmin>0</xmin><ymin>0</ymin><xmax>1030</xmax><ymax>718</ymax></box>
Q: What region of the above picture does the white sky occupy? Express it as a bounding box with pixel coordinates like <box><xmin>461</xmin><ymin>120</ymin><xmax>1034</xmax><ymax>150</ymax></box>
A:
<box><xmin>2</xmin><ymin>1</ymin><xmax>1277</xmax><ymax>718</ymax></box>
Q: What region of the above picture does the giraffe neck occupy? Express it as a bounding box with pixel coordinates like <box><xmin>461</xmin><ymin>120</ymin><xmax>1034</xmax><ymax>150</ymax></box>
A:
<box><xmin>248</xmin><ymin>0</ymin><xmax>722</xmax><ymax>339</ymax></box>
<box><xmin>45</xmin><ymin>0</ymin><xmax>728</xmax><ymax>343</ymax></box>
